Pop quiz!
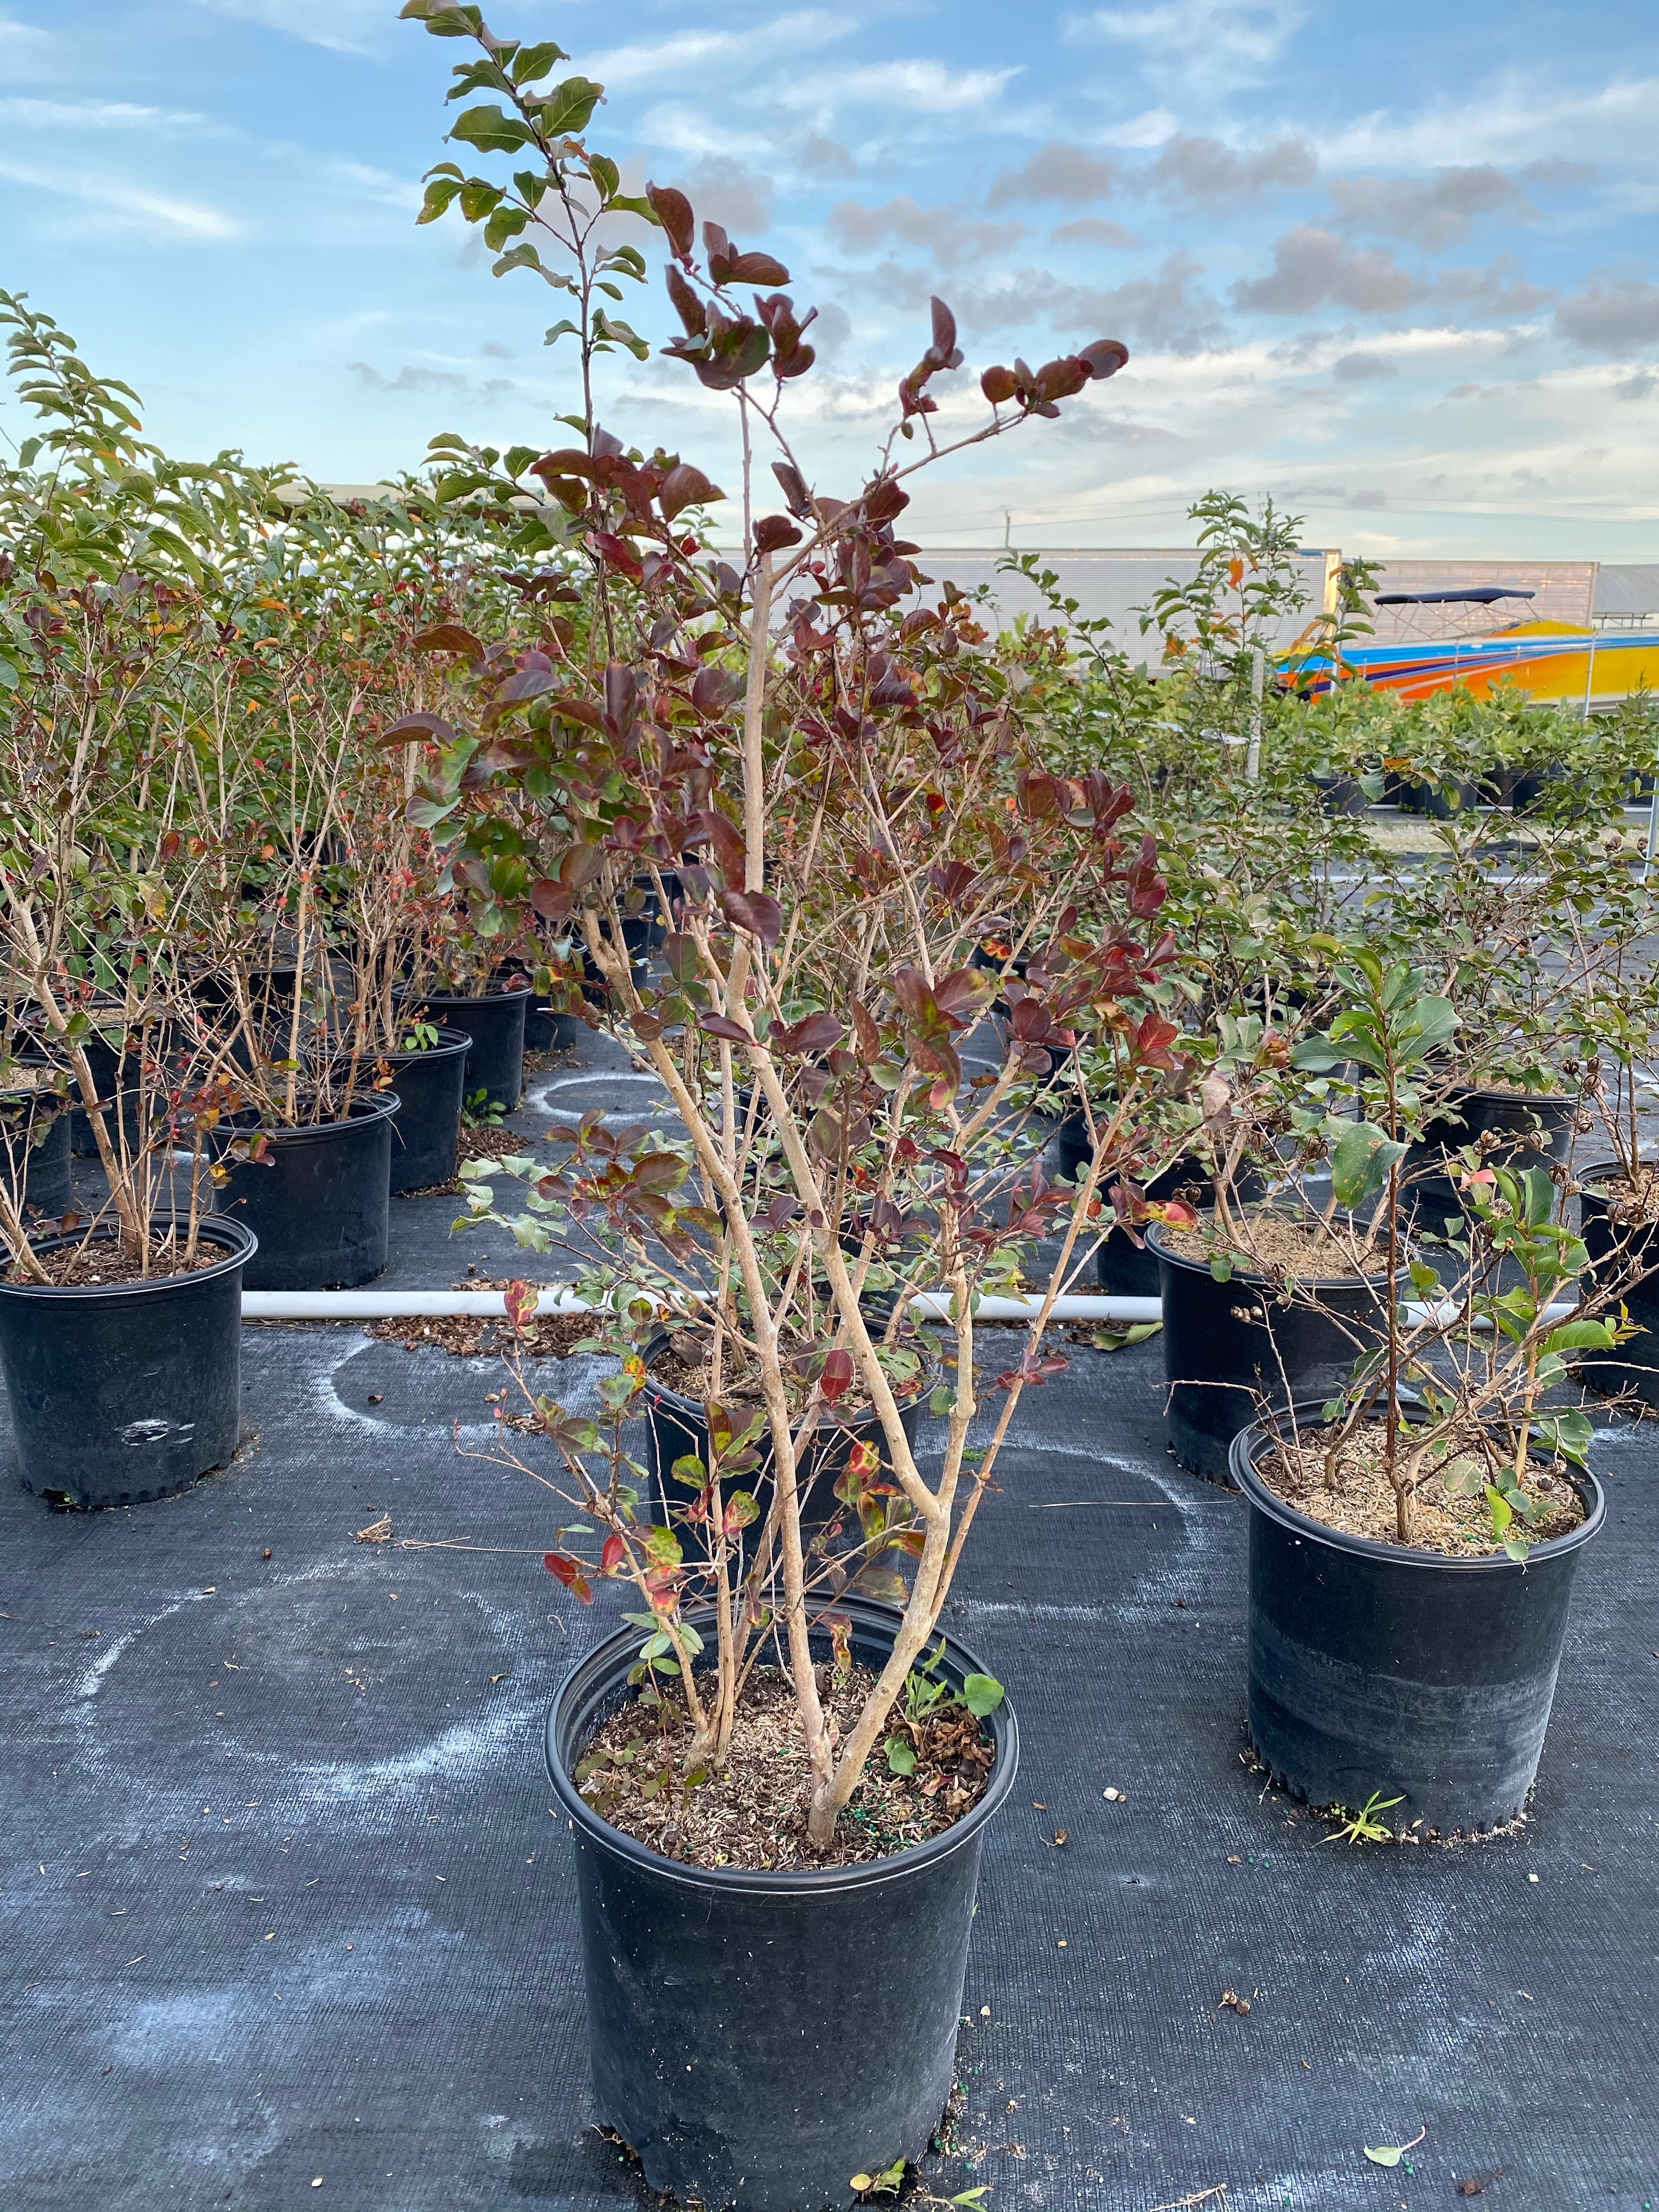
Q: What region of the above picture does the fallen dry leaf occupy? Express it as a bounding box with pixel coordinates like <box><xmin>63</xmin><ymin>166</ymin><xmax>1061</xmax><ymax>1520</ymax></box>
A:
<box><xmin>1219</xmin><ymin>1989</ymin><xmax>1251</xmax><ymax>2015</ymax></box>
<box><xmin>354</xmin><ymin>1515</ymin><xmax>393</xmax><ymax>1545</ymax></box>
<box><xmin>1457</xmin><ymin>2170</ymin><xmax>1505</xmax><ymax>2198</ymax></box>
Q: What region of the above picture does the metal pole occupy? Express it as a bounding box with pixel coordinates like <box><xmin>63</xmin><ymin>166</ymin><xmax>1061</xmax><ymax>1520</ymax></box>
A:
<box><xmin>1582</xmin><ymin>632</ymin><xmax>1597</xmax><ymax>720</ymax></box>
<box><xmin>1246</xmin><ymin>646</ymin><xmax>1263</xmax><ymax>780</ymax></box>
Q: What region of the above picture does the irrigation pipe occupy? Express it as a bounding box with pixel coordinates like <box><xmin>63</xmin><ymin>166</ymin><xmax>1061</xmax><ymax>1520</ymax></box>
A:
<box><xmin>238</xmin><ymin>1289</ymin><xmax>1575</xmax><ymax>1326</ymax></box>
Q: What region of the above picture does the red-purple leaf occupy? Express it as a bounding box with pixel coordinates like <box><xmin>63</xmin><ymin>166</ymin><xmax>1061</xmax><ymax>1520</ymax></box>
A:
<box><xmin>646</xmin><ymin>182</ymin><xmax>695</xmax><ymax>263</ymax></box>
<box><xmin>754</xmin><ymin>514</ymin><xmax>803</xmax><ymax>556</ymax></box>
<box><xmin>719</xmin><ymin>889</ymin><xmax>783</xmax><ymax>947</ymax></box>
<box><xmin>699</xmin><ymin>1012</ymin><xmax>753</xmax><ymax>1045</ymax></box>
<box><xmin>659</xmin><ymin>462</ymin><xmax>724</xmax><ymax>520</ymax></box>
<box><xmin>412</xmin><ymin>622</ymin><xmax>484</xmax><ymax>658</ymax></box>
<box><xmin>772</xmin><ymin>1011</ymin><xmax>843</xmax><ymax>1055</ymax></box>
<box><xmin>819</xmin><ymin>1347</ymin><xmax>855</xmax><ymax>1404</ymax></box>
<box><xmin>1078</xmin><ymin>337</ymin><xmax>1130</xmax><ymax>381</ymax></box>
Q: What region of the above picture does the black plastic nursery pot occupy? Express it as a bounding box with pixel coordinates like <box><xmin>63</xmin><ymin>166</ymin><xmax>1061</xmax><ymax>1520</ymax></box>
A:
<box><xmin>1576</xmin><ymin>1159</ymin><xmax>1659</xmax><ymax>1409</ymax></box>
<box><xmin>544</xmin><ymin>1595</ymin><xmax>1019</xmax><ymax>2212</ymax></box>
<box><xmin>1230</xmin><ymin>1403</ymin><xmax>1604</xmax><ymax>1834</ymax></box>
<box><xmin>1310</xmin><ymin>772</ymin><xmax>1369</xmax><ymax>816</ymax></box>
<box><xmin>0</xmin><ymin>1090</ymin><xmax>72</xmax><ymax>1219</ymax></box>
<box><xmin>1084</xmin><ymin>1155</ymin><xmax>1269</xmax><ymax>1297</ymax></box>
<box><xmin>640</xmin><ymin>1336</ymin><xmax>930</xmax><ymax>1530</ymax></box>
<box><xmin>1146</xmin><ymin>1216</ymin><xmax>1391</xmax><ymax>1485</ymax></box>
<box><xmin>1388</xmin><ymin>774</ymin><xmax>1492</xmax><ymax>819</ymax></box>
<box><xmin>214</xmin><ymin>1093</ymin><xmax>399</xmax><ymax>1290</ymax></box>
<box><xmin>398</xmin><ymin>986</ymin><xmax>528</xmax><ymax>1114</ymax></box>
<box><xmin>1406</xmin><ymin>1085</ymin><xmax>1578</xmax><ymax>1229</ymax></box>
<box><xmin>522</xmin><ymin>996</ymin><xmax>589</xmax><ymax>1054</ymax></box>
<box><xmin>377</xmin><ymin>1029</ymin><xmax>471</xmax><ymax>1195</ymax></box>
<box><xmin>0</xmin><ymin>1214</ymin><xmax>255</xmax><ymax>1508</ymax></box>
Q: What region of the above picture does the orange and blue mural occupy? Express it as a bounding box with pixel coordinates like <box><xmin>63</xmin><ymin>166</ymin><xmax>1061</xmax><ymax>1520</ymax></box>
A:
<box><xmin>1284</xmin><ymin>620</ymin><xmax>1659</xmax><ymax>706</ymax></box>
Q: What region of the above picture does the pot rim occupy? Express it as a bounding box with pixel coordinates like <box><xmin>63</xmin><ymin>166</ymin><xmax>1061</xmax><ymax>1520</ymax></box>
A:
<box><xmin>1230</xmin><ymin>1398</ymin><xmax>1606</xmax><ymax>1571</ymax></box>
<box><xmin>1574</xmin><ymin>1156</ymin><xmax>1656</xmax><ymax>1194</ymax></box>
<box><xmin>393</xmin><ymin>981</ymin><xmax>532</xmax><ymax>1006</ymax></box>
<box><xmin>352</xmin><ymin>1026</ymin><xmax>474</xmax><ymax>1066</ymax></box>
<box><xmin>1145</xmin><ymin>1211</ymin><xmax>1393</xmax><ymax>1292</ymax></box>
<box><xmin>0</xmin><ymin>1211</ymin><xmax>256</xmax><ymax>1301</ymax></box>
<box><xmin>241</xmin><ymin>1091</ymin><xmax>402</xmax><ymax>1140</ymax></box>
<box><xmin>545</xmin><ymin>1594</ymin><xmax>1019</xmax><ymax>1898</ymax></box>
<box><xmin>641</xmin><ymin>1328</ymin><xmax>937</xmax><ymax>1424</ymax></box>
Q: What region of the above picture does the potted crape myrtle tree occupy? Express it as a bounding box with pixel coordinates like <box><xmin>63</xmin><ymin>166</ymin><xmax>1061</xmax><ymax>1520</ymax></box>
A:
<box><xmin>1228</xmin><ymin>952</ymin><xmax>1629</xmax><ymax>1837</ymax></box>
<box><xmin>401</xmin><ymin>9</ymin><xmax>1164</xmax><ymax>2201</ymax></box>
<box><xmin>0</xmin><ymin>577</ymin><xmax>255</xmax><ymax>1506</ymax></box>
<box><xmin>179</xmin><ymin>667</ymin><xmax>405</xmax><ymax>1291</ymax></box>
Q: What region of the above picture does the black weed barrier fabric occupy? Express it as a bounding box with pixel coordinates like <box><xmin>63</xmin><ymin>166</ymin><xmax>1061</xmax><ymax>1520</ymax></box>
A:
<box><xmin>2</xmin><ymin>1031</ymin><xmax>1658</xmax><ymax>2210</ymax></box>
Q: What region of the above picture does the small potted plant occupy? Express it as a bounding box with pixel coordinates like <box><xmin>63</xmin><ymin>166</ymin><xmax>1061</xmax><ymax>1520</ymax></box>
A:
<box><xmin>1227</xmin><ymin>951</ymin><xmax>1629</xmax><ymax>1835</ymax></box>
<box><xmin>0</xmin><ymin>594</ymin><xmax>256</xmax><ymax>1505</ymax></box>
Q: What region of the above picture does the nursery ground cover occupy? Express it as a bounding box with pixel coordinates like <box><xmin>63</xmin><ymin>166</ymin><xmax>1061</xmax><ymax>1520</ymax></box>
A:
<box><xmin>3</xmin><ymin>1035</ymin><xmax>1658</xmax><ymax>2212</ymax></box>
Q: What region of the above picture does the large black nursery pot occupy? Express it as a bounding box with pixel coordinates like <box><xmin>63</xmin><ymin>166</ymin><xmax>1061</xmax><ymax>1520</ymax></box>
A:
<box><xmin>0</xmin><ymin>1089</ymin><xmax>72</xmax><ymax>1219</ymax></box>
<box><xmin>545</xmin><ymin>1595</ymin><xmax>1019</xmax><ymax>2212</ymax></box>
<box><xmin>640</xmin><ymin>1334</ymin><xmax>929</xmax><ymax>1529</ymax></box>
<box><xmin>1082</xmin><ymin>1154</ymin><xmax>1268</xmax><ymax>1297</ymax></box>
<box><xmin>1576</xmin><ymin>1158</ymin><xmax>1659</xmax><ymax>1408</ymax></box>
<box><xmin>1231</xmin><ymin>1403</ymin><xmax>1603</xmax><ymax>1833</ymax></box>
<box><xmin>1146</xmin><ymin>1215</ymin><xmax>1390</xmax><ymax>1484</ymax></box>
<box><xmin>398</xmin><ymin>984</ymin><xmax>528</xmax><ymax>1114</ymax></box>
<box><xmin>214</xmin><ymin>1094</ymin><xmax>399</xmax><ymax>1290</ymax></box>
<box><xmin>1406</xmin><ymin>1085</ymin><xmax>1578</xmax><ymax>1231</ymax></box>
<box><xmin>377</xmin><ymin>1028</ymin><xmax>471</xmax><ymax>1195</ymax></box>
<box><xmin>521</xmin><ymin>996</ymin><xmax>589</xmax><ymax>1054</ymax></box>
<box><xmin>0</xmin><ymin>1214</ymin><xmax>255</xmax><ymax>1508</ymax></box>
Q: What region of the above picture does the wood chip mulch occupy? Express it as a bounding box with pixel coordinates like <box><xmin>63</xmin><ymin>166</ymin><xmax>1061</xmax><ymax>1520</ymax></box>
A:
<box><xmin>577</xmin><ymin>1661</ymin><xmax>995</xmax><ymax>1871</ymax></box>
<box><xmin>365</xmin><ymin>1310</ymin><xmax>593</xmax><ymax>1359</ymax></box>
<box><xmin>1260</xmin><ymin>1420</ymin><xmax>1587</xmax><ymax>1555</ymax></box>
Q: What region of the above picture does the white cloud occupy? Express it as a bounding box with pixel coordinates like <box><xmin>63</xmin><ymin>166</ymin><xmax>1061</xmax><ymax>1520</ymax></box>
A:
<box><xmin>776</xmin><ymin>60</ymin><xmax>1023</xmax><ymax>118</ymax></box>
<box><xmin>589</xmin><ymin>14</ymin><xmax>851</xmax><ymax>91</ymax></box>
<box><xmin>190</xmin><ymin>0</ymin><xmax>388</xmax><ymax>55</ymax></box>
<box><xmin>1064</xmin><ymin>1</ymin><xmax>1306</xmax><ymax>89</ymax></box>
<box><xmin>1316</xmin><ymin>71</ymin><xmax>1659</xmax><ymax>174</ymax></box>
<box><xmin>0</xmin><ymin>157</ymin><xmax>241</xmax><ymax>241</ymax></box>
<box><xmin>0</xmin><ymin>9</ymin><xmax>49</xmax><ymax>74</ymax></box>
<box><xmin>639</xmin><ymin>104</ymin><xmax>774</xmax><ymax>160</ymax></box>
<box><xmin>0</xmin><ymin>96</ymin><xmax>218</xmax><ymax>136</ymax></box>
<box><xmin>1094</xmin><ymin>108</ymin><xmax>1181</xmax><ymax>149</ymax></box>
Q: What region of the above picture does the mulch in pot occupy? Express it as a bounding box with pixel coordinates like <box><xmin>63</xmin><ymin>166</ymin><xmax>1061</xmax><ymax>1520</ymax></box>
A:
<box><xmin>1257</xmin><ymin>1419</ymin><xmax>1587</xmax><ymax>1554</ymax></box>
<box><xmin>576</xmin><ymin>1660</ymin><xmax>994</xmax><ymax>1872</ymax></box>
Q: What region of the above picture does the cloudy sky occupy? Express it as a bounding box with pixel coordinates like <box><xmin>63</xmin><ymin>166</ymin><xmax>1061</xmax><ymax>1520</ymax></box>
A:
<box><xmin>2</xmin><ymin>0</ymin><xmax>1657</xmax><ymax>557</ymax></box>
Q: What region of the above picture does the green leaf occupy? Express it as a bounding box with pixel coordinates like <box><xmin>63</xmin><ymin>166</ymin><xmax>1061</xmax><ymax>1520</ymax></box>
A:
<box><xmin>1364</xmin><ymin>2145</ymin><xmax>1405</xmax><ymax>2168</ymax></box>
<box><xmin>1486</xmin><ymin>1486</ymin><xmax>1514</xmax><ymax>1536</ymax></box>
<box><xmin>416</xmin><ymin>176</ymin><xmax>464</xmax><ymax>225</ymax></box>
<box><xmin>510</xmin><ymin>39</ymin><xmax>568</xmax><ymax>82</ymax></box>
<box><xmin>961</xmin><ymin>1673</ymin><xmax>1005</xmax><ymax>1717</ymax></box>
<box><xmin>885</xmin><ymin>1734</ymin><xmax>916</xmax><ymax>1776</ymax></box>
<box><xmin>1330</xmin><ymin>1119</ymin><xmax>1407</xmax><ymax>1208</ymax></box>
<box><xmin>449</xmin><ymin>103</ymin><xmax>535</xmax><ymax>154</ymax></box>
<box><xmin>535</xmin><ymin>76</ymin><xmax>604</xmax><ymax>137</ymax></box>
<box><xmin>1209</xmin><ymin>1255</ymin><xmax>1234</xmax><ymax>1283</ymax></box>
<box><xmin>459</xmin><ymin>178</ymin><xmax>503</xmax><ymax>221</ymax></box>
<box><xmin>1543</xmin><ymin>1318</ymin><xmax>1617</xmax><ymax>1353</ymax></box>
<box><xmin>1090</xmin><ymin>1321</ymin><xmax>1163</xmax><ymax>1351</ymax></box>
<box><xmin>644</xmin><ymin>1525</ymin><xmax>682</xmax><ymax>1568</ymax></box>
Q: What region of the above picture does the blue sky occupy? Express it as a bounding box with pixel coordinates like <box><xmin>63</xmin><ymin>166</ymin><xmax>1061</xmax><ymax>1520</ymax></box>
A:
<box><xmin>2</xmin><ymin>1</ymin><xmax>1657</xmax><ymax>557</ymax></box>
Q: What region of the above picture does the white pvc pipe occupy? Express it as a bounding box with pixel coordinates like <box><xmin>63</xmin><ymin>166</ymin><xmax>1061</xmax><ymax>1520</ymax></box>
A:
<box><xmin>239</xmin><ymin>1288</ymin><xmax>1165</xmax><ymax>1323</ymax></box>
<box><xmin>239</xmin><ymin>1288</ymin><xmax>1577</xmax><ymax>1327</ymax></box>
